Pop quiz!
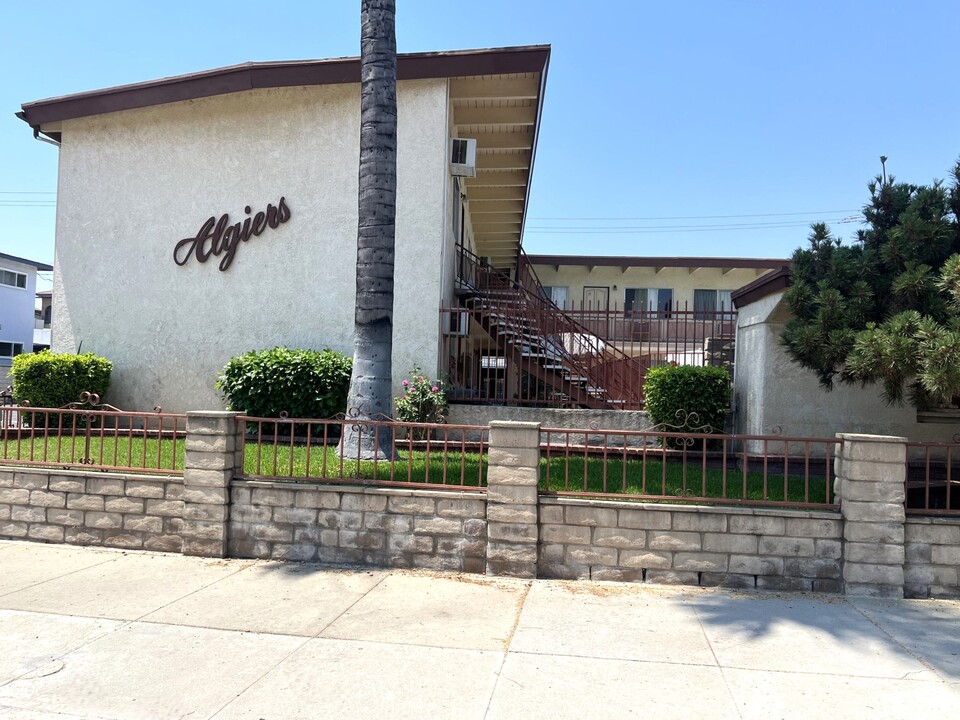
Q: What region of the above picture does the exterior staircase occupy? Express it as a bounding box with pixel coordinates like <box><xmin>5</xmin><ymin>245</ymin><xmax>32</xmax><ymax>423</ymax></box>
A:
<box><xmin>456</xmin><ymin>246</ymin><xmax>647</xmax><ymax>410</ymax></box>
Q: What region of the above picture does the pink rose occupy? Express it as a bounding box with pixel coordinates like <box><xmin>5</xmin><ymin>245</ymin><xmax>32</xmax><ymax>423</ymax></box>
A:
<box><xmin>431</xmin><ymin>386</ymin><xmax>439</xmax><ymax>392</ymax></box>
<box><xmin>402</xmin><ymin>380</ymin><xmax>408</xmax><ymax>386</ymax></box>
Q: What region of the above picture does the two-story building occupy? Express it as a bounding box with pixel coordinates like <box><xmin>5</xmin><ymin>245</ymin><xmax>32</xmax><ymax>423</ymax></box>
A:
<box><xmin>0</xmin><ymin>252</ymin><xmax>52</xmax><ymax>386</ymax></box>
<box><xmin>18</xmin><ymin>46</ymin><xmax>551</xmax><ymax>412</ymax></box>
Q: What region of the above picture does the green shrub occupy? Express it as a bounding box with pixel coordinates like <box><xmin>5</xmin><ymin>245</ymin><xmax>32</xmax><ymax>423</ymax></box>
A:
<box><xmin>394</xmin><ymin>368</ymin><xmax>447</xmax><ymax>425</ymax></box>
<box><xmin>644</xmin><ymin>365</ymin><xmax>730</xmax><ymax>445</ymax></box>
<box><xmin>11</xmin><ymin>351</ymin><xmax>112</xmax><ymax>409</ymax></box>
<box><xmin>216</xmin><ymin>347</ymin><xmax>352</xmax><ymax>419</ymax></box>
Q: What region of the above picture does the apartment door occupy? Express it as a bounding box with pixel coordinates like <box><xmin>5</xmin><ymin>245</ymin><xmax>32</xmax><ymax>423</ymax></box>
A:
<box><xmin>582</xmin><ymin>286</ymin><xmax>609</xmax><ymax>310</ymax></box>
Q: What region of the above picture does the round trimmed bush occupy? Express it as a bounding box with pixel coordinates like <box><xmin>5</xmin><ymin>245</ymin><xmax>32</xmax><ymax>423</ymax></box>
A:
<box><xmin>11</xmin><ymin>350</ymin><xmax>112</xmax><ymax>408</ymax></box>
<box><xmin>216</xmin><ymin>347</ymin><xmax>352</xmax><ymax>419</ymax></box>
<box><xmin>644</xmin><ymin>365</ymin><xmax>730</xmax><ymax>445</ymax></box>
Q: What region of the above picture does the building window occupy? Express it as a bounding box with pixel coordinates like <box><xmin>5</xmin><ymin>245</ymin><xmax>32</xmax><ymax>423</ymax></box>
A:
<box><xmin>540</xmin><ymin>286</ymin><xmax>569</xmax><ymax>309</ymax></box>
<box><xmin>694</xmin><ymin>289</ymin><xmax>735</xmax><ymax>318</ymax></box>
<box><xmin>0</xmin><ymin>342</ymin><xmax>24</xmax><ymax>359</ymax></box>
<box><xmin>0</xmin><ymin>269</ymin><xmax>27</xmax><ymax>289</ymax></box>
<box><xmin>625</xmin><ymin>288</ymin><xmax>673</xmax><ymax>317</ymax></box>
<box><xmin>43</xmin><ymin>306</ymin><xmax>51</xmax><ymax>327</ymax></box>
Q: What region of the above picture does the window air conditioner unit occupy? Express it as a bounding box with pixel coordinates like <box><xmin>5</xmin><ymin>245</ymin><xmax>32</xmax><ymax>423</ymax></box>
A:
<box><xmin>450</xmin><ymin>138</ymin><xmax>477</xmax><ymax>178</ymax></box>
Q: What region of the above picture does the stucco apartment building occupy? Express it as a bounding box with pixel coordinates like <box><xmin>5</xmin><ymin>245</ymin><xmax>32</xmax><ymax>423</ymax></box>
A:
<box><xmin>19</xmin><ymin>43</ymin><xmax>792</xmax><ymax>416</ymax></box>
<box><xmin>0</xmin><ymin>252</ymin><xmax>52</xmax><ymax>387</ymax></box>
<box><xmin>18</xmin><ymin>46</ymin><xmax>551</xmax><ymax>412</ymax></box>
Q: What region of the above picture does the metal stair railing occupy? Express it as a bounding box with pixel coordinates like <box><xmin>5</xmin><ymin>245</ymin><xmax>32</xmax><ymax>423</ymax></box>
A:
<box><xmin>457</xmin><ymin>246</ymin><xmax>647</xmax><ymax>409</ymax></box>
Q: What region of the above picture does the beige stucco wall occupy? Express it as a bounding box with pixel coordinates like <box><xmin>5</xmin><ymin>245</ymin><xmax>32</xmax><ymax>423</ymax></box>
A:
<box><xmin>734</xmin><ymin>290</ymin><xmax>959</xmax><ymax>442</ymax></box>
<box><xmin>52</xmin><ymin>80</ymin><xmax>449</xmax><ymax>412</ymax></box>
<box><xmin>531</xmin><ymin>264</ymin><xmax>770</xmax><ymax>309</ymax></box>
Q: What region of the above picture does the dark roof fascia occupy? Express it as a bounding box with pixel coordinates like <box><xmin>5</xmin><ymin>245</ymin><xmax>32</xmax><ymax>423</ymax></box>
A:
<box><xmin>731</xmin><ymin>266</ymin><xmax>792</xmax><ymax>308</ymax></box>
<box><xmin>527</xmin><ymin>254</ymin><xmax>790</xmax><ymax>270</ymax></box>
<box><xmin>0</xmin><ymin>252</ymin><xmax>53</xmax><ymax>272</ymax></box>
<box><xmin>19</xmin><ymin>45</ymin><xmax>551</xmax><ymax>130</ymax></box>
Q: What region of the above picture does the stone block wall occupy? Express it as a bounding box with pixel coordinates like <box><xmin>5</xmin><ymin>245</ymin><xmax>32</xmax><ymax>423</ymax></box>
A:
<box><xmin>905</xmin><ymin>517</ymin><xmax>960</xmax><ymax>598</ymax></box>
<box><xmin>3</xmin><ymin>419</ymin><xmax>959</xmax><ymax>600</ymax></box>
<box><xmin>0</xmin><ymin>468</ymin><xmax>183</xmax><ymax>551</ymax></box>
<box><xmin>539</xmin><ymin>498</ymin><xmax>842</xmax><ymax>591</ymax></box>
<box><xmin>228</xmin><ymin>481</ymin><xmax>487</xmax><ymax>572</ymax></box>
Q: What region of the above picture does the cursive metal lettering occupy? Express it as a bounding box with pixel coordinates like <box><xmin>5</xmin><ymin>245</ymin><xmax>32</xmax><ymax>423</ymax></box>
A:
<box><xmin>173</xmin><ymin>197</ymin><xmax>291</xmax><ymax>271</ymax></box>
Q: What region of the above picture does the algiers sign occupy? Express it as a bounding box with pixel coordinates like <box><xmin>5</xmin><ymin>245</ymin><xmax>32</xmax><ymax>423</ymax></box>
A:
<box><xmin>173</xmin><ymin>197</ymin><xmax>291</xmax><ymax>271</ymax></box>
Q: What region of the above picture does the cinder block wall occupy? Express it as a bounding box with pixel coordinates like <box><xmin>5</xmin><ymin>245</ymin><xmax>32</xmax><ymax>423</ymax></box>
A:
<box><xmin>3</xmin><ymin>421</ymin><xmax>959</xmax><ymax>599</ymax></box>
<box><xmin>905</xmin><ymin>518</ymin><xmax>960</xmax><ymax>598</ymax></box>
<box><xmin>539</xmin><ymin>498</ymin><xmax>842</xmax><ymax>591</ymax></box>
<box><xmin>229</xmin><ymin>481</ymin><xmax>487</xmax><ymax>572</ymax></box>
<box><xmin>0</xmin><ymin>468</ymin><xmax>183</xmax><ymax>551</ymax></box>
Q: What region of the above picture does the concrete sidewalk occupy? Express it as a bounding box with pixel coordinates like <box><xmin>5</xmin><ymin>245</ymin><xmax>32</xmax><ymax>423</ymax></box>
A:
<box><xmin>0</xmin><ymin>540</ymin><xmax>957</xmax><ymax>719</ymax></box>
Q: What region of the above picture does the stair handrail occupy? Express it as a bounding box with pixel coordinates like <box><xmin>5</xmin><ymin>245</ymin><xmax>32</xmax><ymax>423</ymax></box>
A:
<box><xmin>457</xmin><ymin>246</ymin><xmax>647</xmax><ymax>407</ymax></box>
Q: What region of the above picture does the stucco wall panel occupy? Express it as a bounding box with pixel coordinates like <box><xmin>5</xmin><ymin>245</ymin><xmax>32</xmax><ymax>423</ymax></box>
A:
<box><xmin>735</xmin><ymin>290</ymin><xmax>959</xmax><ymax>442</ymax></box>
<box><xmin>52</xmin><ymin>80</ymin><xmax>448</xmax><ymax>412</ymax></box>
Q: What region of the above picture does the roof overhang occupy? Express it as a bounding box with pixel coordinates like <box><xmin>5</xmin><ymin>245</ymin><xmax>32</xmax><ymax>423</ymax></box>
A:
<box><xmin>731</xmin><ymin>266</ymin><xmax>792</xmax><ymax>308</ymax></box>
<box><xmin>449</xmin><ymin>53</ymin><xmax>549</xmax><ymax>271</ymax></box>
<box><xmin>17</xmin><ymin>45</ymin><xmax>551</xmax><ymax>272</ymax></box>
<box><xmin>528</xmin><ymin>254</ymin><xmax>790</xmax><ymax>275</ymax></box>
<box><xmin>0</xmin><ymin>252</ymin><xmax>53</xmax><ymax>272</ymax></box>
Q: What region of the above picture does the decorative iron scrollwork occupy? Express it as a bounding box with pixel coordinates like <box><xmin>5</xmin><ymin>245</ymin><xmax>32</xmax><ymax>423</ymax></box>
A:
<box><xmin>649</xmin><ymin>409</ymin><xmax>716</xmax><ymax>448</ymax></box>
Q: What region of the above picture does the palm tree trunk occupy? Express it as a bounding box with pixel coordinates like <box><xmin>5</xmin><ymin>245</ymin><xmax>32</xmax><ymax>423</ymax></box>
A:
<box><xmin>341</xmin><ymin>0</ymin><xmax>397</xmax><ymax>461</ymax></box>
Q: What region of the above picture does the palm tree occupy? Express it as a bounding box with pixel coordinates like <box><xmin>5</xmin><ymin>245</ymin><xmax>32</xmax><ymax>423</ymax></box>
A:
<box><xmin>341</xmin><ymin>0</ymin><xmax>398</xmax><ymax>460</ymax></box>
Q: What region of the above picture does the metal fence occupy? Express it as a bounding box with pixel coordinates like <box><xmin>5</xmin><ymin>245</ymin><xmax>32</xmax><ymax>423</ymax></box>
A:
<box><xmin>540</xmin><ymin>427</ymin><xmax>839</xmax><ymax>509</ymax></box>
<box><xmin>906</xmin><ymin>440</ymin><xmax>960</xmax><ymax>516</ymax></box>
<box><xmin>238</xmin><ymin>415</ymin><xmax>489</xmax><ymax>490</ymax></box>
<box><xmin>0</xmin><ymin>404</ymin><xmax>187</xmax><ymax>475</ymax></box>
<box><xmin>440</xmin><ymin>303</ymin><xmax>735</xmax><ymax>410</ymax></box>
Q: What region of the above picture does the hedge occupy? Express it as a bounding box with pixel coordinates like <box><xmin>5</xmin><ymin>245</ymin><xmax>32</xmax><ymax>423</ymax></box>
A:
<box><xmin>216</xmin><ymin>347</ymin><xmax>352</xmax><ymax>419</ymax></box>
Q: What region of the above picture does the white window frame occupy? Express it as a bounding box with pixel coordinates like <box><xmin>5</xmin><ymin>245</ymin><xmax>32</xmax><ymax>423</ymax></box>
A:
<box><xmin>625</xmin><ymin>288</ymin><xmax>672</xmax><ymax>314</ymax></box>
<box><xmin>0</xmin><ymin>341</ymin><xmax>24</xmax><ymax>359</ymax></box>
<box><xmin>0</xmin><ymin>267</ymin><xmax>28</xmax><ymax>290</ymax></box>
<box><xmin>694</xmin><ymin>289</ymin><xmax>735</xmax><ymax>313</ymax></box>
<box><xmin>540</xmin><ymin>286</ymin><xmax>569</xmax><ymax>309</ymax></box>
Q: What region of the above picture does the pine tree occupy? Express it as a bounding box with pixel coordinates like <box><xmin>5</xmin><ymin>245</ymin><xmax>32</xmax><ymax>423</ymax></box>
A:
<box><xmin>781</xmin><ymin>159</ymin><xmax>960</xmax><ymax>409</ymax></box>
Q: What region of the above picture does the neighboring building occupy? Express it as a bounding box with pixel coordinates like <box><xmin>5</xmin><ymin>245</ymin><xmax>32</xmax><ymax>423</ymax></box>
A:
<box><xmin>731</xmin><ymin>269</ymin><xmax>957</xmax><ymax>443</ymax></box>
<box><xmin>0</xmin><ymin>252</ymin><xmax>53</xmax><ymax>386</ymax></box>
<box><xmin>441</xmin><ymin>254</ymin><xmax>786</xmax><ymax>410</ymax></box>
<box><xmin>18</xmin><ymin>46</ymin><xmax>551</xmax><ymax>412</ymax></box>
<box><xmin>528</xmin><ymin>254</ymin><xmax>787</xmax><ymax>312</ymax></box>
<box><xmin>34</xmin><ymin>290</ymin><xmax>52</xmax><ymax>350</ymax></box>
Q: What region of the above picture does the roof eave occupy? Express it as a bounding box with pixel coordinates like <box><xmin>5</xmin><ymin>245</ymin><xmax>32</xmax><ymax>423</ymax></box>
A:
<box><xmin>19</xmin><ymin>45</ymin><xmax>551</xmax><ymax>128</ymax></box>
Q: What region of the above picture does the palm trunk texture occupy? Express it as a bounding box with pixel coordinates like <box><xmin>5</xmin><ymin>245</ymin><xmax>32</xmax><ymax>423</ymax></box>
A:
<box><xmin>342</xmin><ymin>0</ymin><xmax>398</xmax><ymax>461</ymax></box>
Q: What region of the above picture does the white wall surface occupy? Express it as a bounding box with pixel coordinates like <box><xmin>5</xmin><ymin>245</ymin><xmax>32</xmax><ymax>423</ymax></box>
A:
<box><xmin>52</xmin><ymin>80</ymin><xmax>449</xmax><ymax>412</ymax></box>
<box><xmin>0</xmin><ymin>257</ymin><xmax>39</xmax><ymax>378</ymax></box>
<box><xmin>735</xmin><ymin>290</ymin><xmax>959</xmax><ymax>443</ymax></box>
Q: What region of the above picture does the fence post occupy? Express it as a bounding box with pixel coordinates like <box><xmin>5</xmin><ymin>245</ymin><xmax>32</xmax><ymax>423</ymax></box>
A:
<box><xmin>485</xmin><ymin>421</ymin><xmax>541</xmax><ymax>578</ymax></box>
<box><xmin>835</xmin><ymin>433</ymin><xmax>907</xmax><ymax>598</ymax></box>
<box><xmin>182</xmin><ymin>411</ymin><xmax>241</xmax><ymax>558</ymax></box>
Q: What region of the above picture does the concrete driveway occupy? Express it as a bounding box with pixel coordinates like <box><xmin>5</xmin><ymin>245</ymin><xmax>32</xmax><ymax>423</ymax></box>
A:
<box><xmin>0</xmin><ymin>539</ymin><xmax>957</xmax><ymax>719</ymax></box>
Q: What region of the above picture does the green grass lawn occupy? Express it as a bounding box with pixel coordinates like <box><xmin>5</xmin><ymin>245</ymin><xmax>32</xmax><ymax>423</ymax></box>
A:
<box><xmin>0</xmin><ymin>435</ymin><xmax>184</xmax><ymax>473</ymax></box>
<box><xmin>0</xmin><ymin>435</ymin><xmax>834</xmax><ymax>506</ymax></box>
<box><xmin>541</xmin><ymin>454</ymin><xmax>834</xmax><ymax>506</ymax></box>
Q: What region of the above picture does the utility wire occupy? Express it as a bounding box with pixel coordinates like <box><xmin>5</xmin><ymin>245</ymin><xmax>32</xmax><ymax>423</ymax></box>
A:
<box><xmin>527</xmin><ymin>209</ymin><xmax>861</xmax><ymax>221</ymax></box>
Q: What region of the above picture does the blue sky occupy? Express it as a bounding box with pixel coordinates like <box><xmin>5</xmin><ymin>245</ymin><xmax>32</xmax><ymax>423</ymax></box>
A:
<box><xmin>3</xmin><ymin>0</ymin><xmax>959</xmax><ymax>291</ymax></box>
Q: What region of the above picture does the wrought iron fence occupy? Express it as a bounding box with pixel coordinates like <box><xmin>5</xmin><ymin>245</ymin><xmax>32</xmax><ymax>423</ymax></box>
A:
<box><xmin>0</xmin><ymin>394</ymin><xmax>186</xmax><ymax>475</ymax></box>
<box><xmin>905</xmin><ymin>439</ymin><xmax>960</xmax><ymax>516</ymax></box>
<box><xmin>539</xmin><ymin>426</ymin><xmax>839</xmax><ymax>509</ymax></box>
<box><xmin>440</xmin><ymin>301</ymin><xmax>735</xmax><ymax>410</ymax></box>
<box><xmin>238</xmin><ymin>414</ymin><xmax>489</xmax><ymax>490</ymax></box>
